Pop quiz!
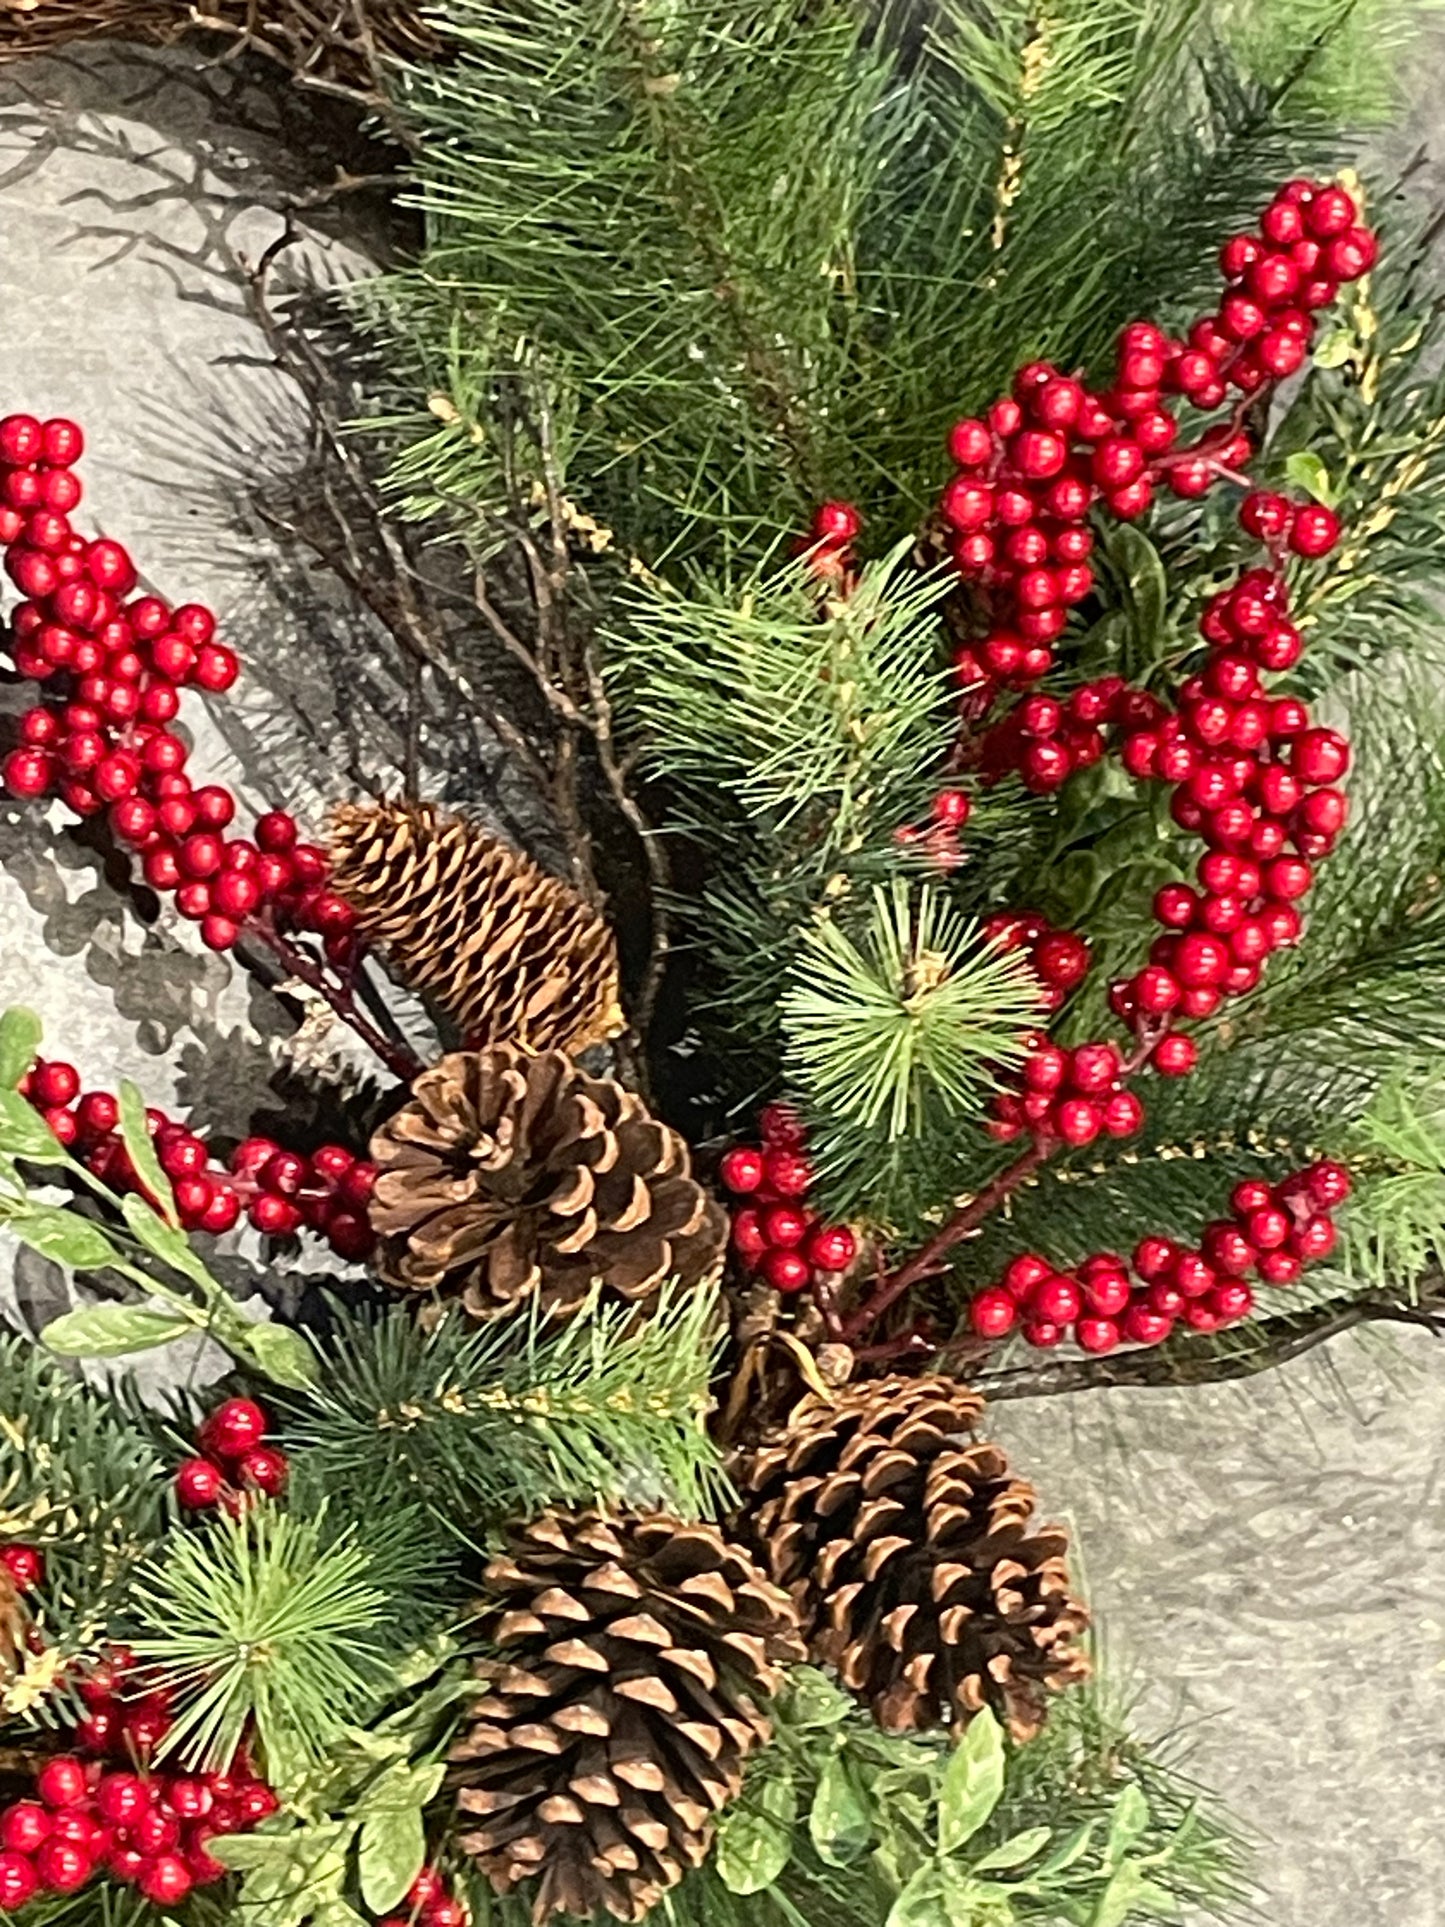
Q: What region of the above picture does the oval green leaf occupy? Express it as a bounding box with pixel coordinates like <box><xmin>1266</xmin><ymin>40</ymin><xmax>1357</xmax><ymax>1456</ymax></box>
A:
<box><xmin>8</xmin><ymin>1202</ymin><xmax>120</xmax><ymax>1272</ymax></box>
<box><xmin>358</xmin><ymin>1803</ymin><xmax>426</xmax><ymax>1914</ymax></box>
<box><xmin>0</xmin><ymin>1088</ymin><xmax>67</xmax><ymax>1163</ymax></box>
<box><xmin>117</xmin><ymin>1079</ymin><xmax>178</xmax><ymax>1226</ymax></box>
<box><xmin>42</xmin><ymin>1303</ymin><xmax>196</xmax><ymax>1358</ymax></box>
<box><xmin>715</xmin><ymin>1768</ymin><xmax>797</xmax><ymax>1895</ymax></box>
<box><xmin>938</xmin><ymin>1706</ymin><xmax>1004</xmax><ymax>1854</ymax></box>
<box><xmin>809</xmin><ymin>1753</ymin><xmax>874</xmax><ymax>1866</ymax></box>
<box><xmin>240</xmin><ymin>1320</ymin><xmax>320</xmax><ymax>1389</ymax></box>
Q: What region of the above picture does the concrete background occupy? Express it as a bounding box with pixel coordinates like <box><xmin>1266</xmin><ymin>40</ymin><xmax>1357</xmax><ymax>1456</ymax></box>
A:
<box><xmin>1</xmin><ymin>34</ymin><xmax>1443</xmax><ymax>1927</ymax></box>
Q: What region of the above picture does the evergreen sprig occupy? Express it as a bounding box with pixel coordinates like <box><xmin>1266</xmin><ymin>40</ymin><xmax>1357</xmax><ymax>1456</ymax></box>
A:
<box><xmin>783</xmin><ymin>881</ymin><xmax>1040</xmax><ymax>1138</ymax></box>
<box><xmin>278</xmin><ymin>1287</ymin><xmax>728</xmax><ymax>1526</ymax></box>
<box><xmin>129</xmin><ymin>1504</ymin><xmax>423</xmax><ymax>1791</ymax></box>
<box><xmin>0</xmin><ymin>1337</ymin><xmax>166</xmax><ymax>1707</ymax></box>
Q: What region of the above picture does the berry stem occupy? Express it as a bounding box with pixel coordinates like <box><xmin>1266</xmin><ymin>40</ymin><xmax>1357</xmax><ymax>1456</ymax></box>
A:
<box><xmin>245</xmin><ymin>913</ymin><xmax>424</xmax><ymax>1083</ymax></box>
<box><xmin>843</xmin><ymin>1139</ymin><xmax>1051</xmax><ymax>1340</ymax></box>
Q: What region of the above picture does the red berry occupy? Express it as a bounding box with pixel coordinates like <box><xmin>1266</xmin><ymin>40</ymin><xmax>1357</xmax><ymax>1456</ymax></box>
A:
<box><xmin>1153</xmin><ymin>884</ymin><xmax>1197</xmax><ymax>930</ymax></box>
<box><xmin>200</xmin><ymin>1397</ymin><xmax>268</xmax><ymax>1461</ymax></box>
<box><xmin>1289</xmin><ymin>504</ymin><xmax>1341</xmax><ymax>557</ymax></box>
<box><xmin>763</xmin><ymin>1150</ymin><xmax>812</xmax><ymax>1197</ymax></box>
<box><xmin>1082</xmin><ymin>1267</ymin><xmax>1131</xmax><ymax>1317</ymax></box>
<box><xmin>1102</xmin><ymin>1090</ymin><xmax>1144</xmax><ymax>1137</ymax></box>
<box><xmin>811</xmin><ymin>500</ymin><xmax>860</xmax><ymax>546</ymax></box>
<box><xmin>36</xmin><ymin>1760</ymin><xmax>88</xmax><ymax>1812</ymax></box>
<box><xmin>719</xmin><ymin>1147</ymin><xmax>765</xmax><ymax>1194</ymax></box>
<box><xmin>1291</xmin><ymin>1214</ymin><xmax>1337</xmax><ymax>1261</ymax></box>
<box><xmin>2</xmin><ymin>1803</ymin><xmax>50</xmax><ymax>1857</ymax></box>
<box><xmin>1122</xmin><ymin>1304</ymin><xmax>1173</xmax><ymax>1347</ymax></box>
<box><xmin>947</xmin><ymin>419</ymin><xmax>992</xmax><ymax>467</ymax></box>
<box><xmin>761</xmin><ymin>1205</ymin><xmax>809</xmax><ymax>1249</ymax></box>
<box><xmin>139</xmin><ymin>1854</ymin><xmax>193</xmax><ymax>1906</ymax></box>
<box><xmin>237</xmin><ymin>1446</ymin><xmax>288</xmax><ymax>1498</ymax></box>
<box><xmin>1076</xmin><ymin>1316</ymin><xmax>1121</xmax><ymax>1354</ymax></box>
<box><xmin>1263</xmin><ymin>856</ymin><xmax>1312</xmax><ymax>902</ymax></box>
<box><xmin>805</xmin><ymin>1225</ymin><xmax>857</xmax><ymax>1272</ymax></box>
<box><xmin>1209</xmin><ymin>1281</ymin><xmax>1254</xmax><ymax>1324</ymax></box>
<box><xmin>1203</xmin><ymin>1222</ymin><xmax>1257</xmax><ymax>1276</ymax></box>
<box><xmin>1030</xmin><ymin>1273</ymin><xmax>1082</xmax><ymax>1324</ymax></box>
<box><xmin>1245</xmin><ymin>1206</ymin><xmax>1290</xmax><ymax>1251</ymax></box>
<box><xmin>3</xmin><ymin>747</ymin><xmax>55</xmax><ymax>798</ymax></box>
<box><xmin>0</xmin><ymin>1850</ymin><xmax>39</xmax><ymax>1908</ymax></box>
<box><xmin>1153</xmin><ymin>1034</ymin><xmax>1197</xmax><ymax>1077</ymax></box>
<box><xmin>931</xmin><ymin>789</ymin><xmax>971</xmax><ymax>828</ymax></box>
<box><xmin>1053</xmin><ymin>1097</ymin><xmax>1102</xmax><ymax>1146</ymax></box>
<box><xmin>762</xmin><ymin>1248</ymin><xmax>811</xmax><ymax>1294</ymax></box>
<box><xmin>1002</xmin><ymin>1252</ymin><xmax>1051</xmax><ymax>1298</ymax></box>
<box><xmin>1032</xmin><ymin>930</ymin><xmax>1090</xmax><ymax>988</ymax></box>
<box><xmin>1306</xmin><ymin>1159</ymin><xmax>1351</xmax><ymax>1208</ymax></box>
<box><xmin>95</xmin><ymin>1775</ymin><xmax>149</xmax><ymax>1827</ymax></box>
<box><xmin>1174</xmin><ymin>933</ymin><xmax>1229</xmax><ymax>987</ymax></box>
<box><xmin>174</xmin><ymin>1457</ymin><xmax>224</xmax><ymax>1509</ymax></box>
<box><xmin>1068</xmin><ymin>1043</ymin><xmax>1120</xmax><ymax>1094</ymax></box>
<box><xmin>731</xmin><ymin>1208</ymin><xmax>768</xmax><ymax>1261</ymax></box>
<box><xmin>970</xmin><ymin>1287</ymin><xmax>1018</xmax><ymax>1339</ymax></box>
<box><xmin>1290</xmin><ymin>727</ymin><xmax>1349</xmax><ymax>785</ymax></box>
<box><xmin>1258</xmin><ymin>1250</ymin><xmax>1303</xmax><ymax>1286</ymax></box>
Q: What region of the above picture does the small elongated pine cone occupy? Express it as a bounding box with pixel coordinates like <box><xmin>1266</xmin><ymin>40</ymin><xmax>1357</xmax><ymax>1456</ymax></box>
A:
<box><xmin>328</xmin><ymin>801</ymin><xmax>624</xmax><ymax>1058</ymax></box>
<box><xmin>736</xmin><ymin>1375</ymin><xmax>1090</xmax><ymax>1741</ymax></box>
<box><xmin>369</xmin><ymin>1046</ymin><xmax>727</xmax><ymax>1324</ymax></box>
<box><xmin>450</xmin><ymin>1510</ymin><xmax>806</xmax><ymax>1924</ymax></box>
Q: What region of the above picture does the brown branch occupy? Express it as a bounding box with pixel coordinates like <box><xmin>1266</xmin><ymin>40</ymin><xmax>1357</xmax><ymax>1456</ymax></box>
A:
<box><xmin>245</xmin><ymin>916</ymin><xmax>424</xmax><ymax>1083</ymax></box>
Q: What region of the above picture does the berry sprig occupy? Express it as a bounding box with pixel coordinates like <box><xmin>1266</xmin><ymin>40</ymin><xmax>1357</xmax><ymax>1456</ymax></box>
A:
<box><xmin>719</xmin><ymin>1105</ymin><xmax>859</xmax><ymax>1300</ymax></box>
<box><xmin>939</xmin><ymin>178</ymin><xmax>1376</xmax><ymax>722</ymax></box>
<box><xmin>16</xmin><ymin>1056</ymin><xmax>375</xmax><ymax>1259</ymax></box>
<box><xmin>802</xmin><ymin>500</ymin><xmax>862</xmax><ymax>583</ymax></box>
<box><xmin>967</xmin><ymin>1157</ymin><xmax>1349</xmax><ymax>1353</ymax></box>
<box><xmin>0</xmin><ymin>416</ymin><xmax>421</xmax><ymax>1083</ymax></box>
<box><xmin>0</xmin><ymin>1672</ymin><xmax>278</xmax><ymax>1911</ymax></box>
<box><xmin>174</xmin><ymin>1397</ymin><xmax>290</xmax><ymax>1510</ymax></box>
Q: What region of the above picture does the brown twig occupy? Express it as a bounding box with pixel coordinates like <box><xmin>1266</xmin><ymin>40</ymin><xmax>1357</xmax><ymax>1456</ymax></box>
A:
<box><xmin>245</xmin><ymin>914</ymin><xmax>424</xmax><ymax>1083</ymax></box>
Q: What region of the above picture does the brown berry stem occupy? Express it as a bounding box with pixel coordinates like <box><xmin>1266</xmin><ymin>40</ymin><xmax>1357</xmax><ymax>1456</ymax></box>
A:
<box><xmin>244</xmin><ymin>914</ymin><xmax>425</xmax><ymax>1084</ymax></box>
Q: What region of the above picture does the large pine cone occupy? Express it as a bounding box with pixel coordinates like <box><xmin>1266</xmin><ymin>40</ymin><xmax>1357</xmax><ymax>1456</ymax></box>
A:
<box><xmin>736</xmin><ymin>1376</ymin><xmax>1089</xmax><ymax>1740</ymax></box>
<box><xmin>369</xmin><ymin>1047</ymin><xmax>727</xmax><ymax>1323</ymax></box>
<box><xmin>329</xmin><ymin>801</ymin><xmax>624</xmax><ymax>1058</ymax></box>
<box><xmin>450</xmin><ymin>1510</ymin><xmax>805</xmax><ymax>1924</ymax></box>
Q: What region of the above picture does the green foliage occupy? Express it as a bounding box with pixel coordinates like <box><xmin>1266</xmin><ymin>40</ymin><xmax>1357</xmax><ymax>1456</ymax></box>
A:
<box><xmin>1331</xmin><ymin>1071</ymin><xmax>1445</xmax><ymax>1294</ymax></box>
<box><xmin>0</xmin><ymin>1008</ymin><xmax>317</xmax><ymax>1388</ymax></box>
<box><xmin>128</xmin><ymin>1504</ymin><xmax>440</xmax><ymax>1792</ymax></box>
<box><xmin>781</xmin><ymin>880</ymin><xmax>1040</xmax><ymax>1227</ymax></box>
<box><xmin>372</xmin><ymin>0</ymin><xmax>1401</xmax><ymax>563</ymax></box>
<box><xmin>679</xmin><ymin>1668</ymin><xmax>1248</xmax><ymax>1927</ymax></box>
<box><xmin>0</xmin><ymin>1335</ymin><xmax>166</xmax><ymax>1700</ymax></box>
<box><xmin>277</xmin><ymin>1287</ymin><xmax>728</xmax><ymax>1525</ymax></box>
<box><xmin>783</xmin><ymin>883</ymin><xmax>1039</xmax><ymax>1140</ymax></box>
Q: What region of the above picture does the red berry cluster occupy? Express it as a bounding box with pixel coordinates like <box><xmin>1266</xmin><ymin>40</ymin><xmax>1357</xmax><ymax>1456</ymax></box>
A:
<box><xmin>940</xmin><ymin>180</ymin><xmax>1375</xmax><ymax>720</ymax></box>
<box><xmin>719</xmin><ymin>1105</ymin><xmax>858</xmax><ymax>1296</ymax></box>
<box><xmin>376</xmin><ymin>1865</ymin><xmax>470</xmax><ymax>1927</ymax></box>
<box><xmin>982</xmin><ymin>909</ymin><xmax>1091</xmax><ymax>1012</ymax></box>
<box><xmin>969</xmin><ymin>1157</ymin><xmax>1350</xmax><ymax>1352</ymax></box>
<box><xmin>226</xmin><ymin>1133</ymin><xmax>377</xmax><ymax>1257</ymax></box>
<box><xmin>0</xmin><ymin>1708</ymin><xmax>278</xmax><ymax>1910</ymax></box>
<box><xmin>15</xmin><ymin>1056</ymin><xmax>374</xmax><ymax>1260</ymax></box>
<box><xmin>0</xmin><ymin>1631</ymin><xmax>278</xmax><ymax>1913</ymax></box>
<box><xmin>174</xmin><ymin>1397</ymin><xmax>288</xmax><ymax>1511</ymax></box>
<box><xmin>0</xmin><ymin>415</ymin><xmax>361</xmax><ymax>964</ymax></box>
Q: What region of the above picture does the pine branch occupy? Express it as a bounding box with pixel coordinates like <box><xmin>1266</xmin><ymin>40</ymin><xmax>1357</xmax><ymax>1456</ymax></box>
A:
<box><xmin>277</xmin><ymin>1287</ymin><xmax>729</xmax><ymax>1525</ymax></box>
<box><xmin>0</xmin><ymin>1336</ymin><xmax>166</xmax><ymax>1693</ymax></box>
<box><xmin>129</xmin><ymin>1503</ymin><xmax>439</xmax><ymax>1791</ymax></box>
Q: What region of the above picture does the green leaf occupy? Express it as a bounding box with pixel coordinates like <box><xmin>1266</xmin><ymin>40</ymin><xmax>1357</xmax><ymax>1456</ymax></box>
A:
<box><xmin>0</xmin><ymin>1087</ymin><xmax>66</xmax><ymax>1163</ymax></box>
<box><xmin>808</xmin><ymin>1753</ymin><xmax>874</xmax><ymax>1867</ymax></box>
<box><xmin>937</xmin><ymin>1707</ymin><xmax>1005</xmax><ymax>1854</ymax></box>
<box><xmin>884</xmin><ymin>1862</ymin><xmax>945</xmax><ymax>1927</ymax></box>
<box><xmin>1112</xmin><ymin>524</ymin><xmax>1169</xmax><ymax>650</ymax></box>
<box><xmin>0</xmin><ymin>1009</ymin><xmax>41</xmax><ymax>1089</ymax></box>
<box><xmin>120</xmin><ymin>1192</ymin><xmax>215</xmax><ymax>1289</ymax></box>
<box><xmin>783</xmin><ymin>1667</ymin><xmax>854</xmax><ymax>1731</ymax></box>
<box><xmin>41</xmin><ymin>1303</ymin><xmax>196</xmax><ymax>1359</ymax></box>
<box><xmin>238</xmin><ymin>1319</ymin><xmax>321</xmax><ymax>1390</ymax></box>
<box><xmin>1104</xmin><ymin>1783</ymin><xmax>1151</xmax><ymax>1870</ymax></box>
<box><xmin>1092</xmin><ymin>1858</ymin><xmax>1179</xmax><ymax>1927</ymax></box>
<box><xmin>1031</xmin><ymin>1820</ymin><xmax>1095</xmax><ymax>1878</ymax></box>
<box><xmin>715</xmin><ymin>1768</ymin><xmax>797</xmax><ymax>1895</ymax></box>
<box><xmin>973</xmin><ymin>1825</ymin><xmax>1052</xmax><ymax>1872</ymax></box>
<box><xmin>206</xmin><ymin>1836</ymin><xmax>291</xmax><ymax>1873</ymax></box>
<box><xmin>1284</xmin><ymin>451</ymin><xmax>1334</xmax><ymax>505</ymax></box>
<box><xmin>1311</xmin><ymin>327</ymin><xmax>1356</xmax><ymax>370</ymax></box>
<box><xmin>357</xmin><ymin>1803</ymin><xmax>426</xmax><ymax>1914</ymax></box>
<box><xmin>118</xmin><ymin>1078</ymin><xmax>178</xmax><ymax>1226</ymax></box>
<box><xmin>7</xmin><ymin>1202</ymin><xmax>120</xmax><ymax>1271</ymax></box>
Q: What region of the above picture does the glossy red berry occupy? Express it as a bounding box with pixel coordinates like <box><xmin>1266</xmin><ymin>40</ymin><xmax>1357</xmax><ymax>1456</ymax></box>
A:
<box><xmin>1076</xmin><ymin>1316</ymin><xmax>1121</xmax><ymax>1354</ymax></box>
<box><xmin>0</xmin><ymin>1851</ymin><xmax>39</xmax><ymax>1909</ymax></box>
<box><xmin>1153</xmin><ymin>1034</ymin><xmax>1198</xmax><ymax>1077</ymax></box>
<box><xmin>236</xmin><ymin>1447</ymin><xmax>289</xmax><ymax>1498</ymax></box>
<box><xmin>175</xmin><ymin>1456</ymin><xmax>225</xmax><ymax>1509</ymax></box>
<box><xmin>2</xmin><ymin>1805</ymin><xmax>51</xmax><ymax>1855</ymax></box>
<box><xmin>811</xmin><ymin>500</ymin><xmax>860</xmax><ymax>546</ymax></box>
<box><xmin>36</xmin><ymin>1760</ymin><xmax>89</xmax><ymax>1812</ymax></box>
<box><xmin>200</xmin><ymin>1397</ymin><xmax>268</xmax><ymax>1462</ymax></box>
<box><xmin>719</xmin><ymin>1147</ymin><xmax>765</xmax><ymax>1194</ymax></box>
<box><xmin>1288</xmin><ymin>504</ymin><xmax>1341</xmax><ymax>557</ymax></box>
<box><xmin>138</xmin><ymin>1854</ymin><xmax>193</xmax><ymax>1906</ymax></box>
<box><xmin>970</xmin><ymin>1287</ymin><xmax>1018</xmax><ymax>1339</ymax></box>
<box><xmin>805</xmin><ymin>1225</ymin><xmax>857</xmax><ymax>1272</ymax></box>
<box><xmin>762</xmin><ymin>1248</ymin><xmax>811</xmax><ymax>1294</ymax></box>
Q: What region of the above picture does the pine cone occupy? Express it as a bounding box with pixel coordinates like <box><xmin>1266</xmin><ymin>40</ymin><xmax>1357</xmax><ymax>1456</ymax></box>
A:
<box><xmin>450</xmin><ymin>1510</ymin><xmax>805</xmax><ymax>1924</ymax></box>
<box><xmin>329</xmin><ymin>801</ymin><xmax>624</xmax><ymax>1057</ymax></box>
<box><xmin>369</xmin><ymin>1047</ymin><xmax>727</xmax><ymax>1324</ymax></box>
<box><xmin>736</xmin><ymin>1376</ymin><xmax>1089</xmax><ymax>1741</ymax></box>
